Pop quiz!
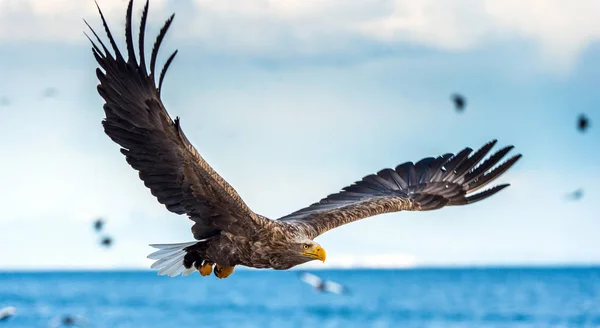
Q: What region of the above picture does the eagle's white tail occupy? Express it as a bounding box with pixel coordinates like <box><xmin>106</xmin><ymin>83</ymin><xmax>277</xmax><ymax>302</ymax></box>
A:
<box><xmin>147</xmin><ymin>241</ymin><xmax>198</xmax><ymax>277</ymax></box>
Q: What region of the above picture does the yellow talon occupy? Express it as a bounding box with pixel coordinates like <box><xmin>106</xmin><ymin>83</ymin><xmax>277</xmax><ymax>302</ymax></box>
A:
<box><xmin>214</xmin><ymin>264</ymin><xmax>235</xmax><ymax>279</ymax></box>
<box><xmin>198</xmin><ymin>262</ymin><xmax>213</xmax><ymax>276</ymax></box>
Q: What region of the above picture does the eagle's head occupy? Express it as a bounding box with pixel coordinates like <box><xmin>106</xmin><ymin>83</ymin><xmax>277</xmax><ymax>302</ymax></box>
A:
<box><xmin>287</xmin><ymin>238</ymin><xmax>327</xmax><ymax>264</ymax></box>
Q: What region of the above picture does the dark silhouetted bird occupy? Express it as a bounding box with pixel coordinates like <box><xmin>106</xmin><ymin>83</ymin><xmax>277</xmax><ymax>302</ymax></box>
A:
<box><xmin>62</xmin><ymin>316</ymin><xmax>74</xmax><ymax>325</ymax></box>
<box><xmin>93</xmin><ymin>218</ymin><xmax>104</xmax><ymax>232</ymax></box>
<box><xmin>577</xmin><ymin>114</ymin><xmax>589</xmax><ymax>132</ymax></box>
<box><xmin>299</xmin><ymin>272</ymin><xmax>350</xmax><ymax>295</ymax></box>
<box><xmin>451</xmin><ymin>93</ymin><xmax>466</xmax><ymax>112</ymax></box>
<box><xmin>101</xmin><ymin>236</ymin><xmax>113</xmax><ymax>248</ymax></box>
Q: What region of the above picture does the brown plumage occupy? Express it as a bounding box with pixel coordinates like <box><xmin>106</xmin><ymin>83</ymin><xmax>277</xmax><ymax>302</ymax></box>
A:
<box><xmin>86</xmin><ymin>0</ymin><xmax>522</xmax><ymax>278</ymax></box>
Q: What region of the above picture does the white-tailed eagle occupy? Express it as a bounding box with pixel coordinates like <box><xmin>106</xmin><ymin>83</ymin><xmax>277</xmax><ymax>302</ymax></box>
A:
<box><xmin>86</xmin><ymin>0</ymin><xmax>522</xmax><ymax>279</ymax></box>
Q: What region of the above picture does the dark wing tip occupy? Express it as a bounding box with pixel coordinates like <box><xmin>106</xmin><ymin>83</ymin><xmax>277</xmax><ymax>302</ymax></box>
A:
<box><xmin>158</xmin><ymin>50</ymin><xmax>178</xmax><ymax>95</ymax></box>
<box><xmin>467</xmin><ymin>153</ymin><xmax>522</xmax><ymax>193</ymax></box>
<box><xmin>150</xmin><ymin>13</ymin><xmax>176</xmax><ymax>80</ymax></box>
<box><xmin>465</xmin><ymin>183</ymin><xmax>511</xmax><ymax>204</ymax></box>
<box><xmin>463</xmin><ymin>145</ymin><xmax>515</xmax><ymax>186</ymax></box>
<box><xmin>83</xmin><ymin>18</ymin><xmax>111</xmax><ymax>58</ymax></box>
<box><xmin>138</xmin><ymin>0</ymin><xmax>151</xmax><ymax>74</ymax></box>
<box><xmin>452</xmin><ymin>139</ymin><xmax>499</xmax><ymax>180</ymax></box>
<box><xmin>125</xmin><ymin>0</ymin><xmax>137</xmax><ymax>65</ymax></box>
<box><xmin>94</xmin><ymin>0</ymin><xmax>125</xmax><ymax>62</ymax></box>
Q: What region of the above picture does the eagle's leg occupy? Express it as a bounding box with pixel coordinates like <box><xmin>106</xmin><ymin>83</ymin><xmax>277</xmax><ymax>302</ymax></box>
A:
<box><xmin>196</xmin><ymin>260</ymin><xmax>214</xmax><ymax>276</ymax></box>
<box><xmin>214</xmin><ymin>264</ymin><xmax>235</xmax><ymax>279</ymax></box>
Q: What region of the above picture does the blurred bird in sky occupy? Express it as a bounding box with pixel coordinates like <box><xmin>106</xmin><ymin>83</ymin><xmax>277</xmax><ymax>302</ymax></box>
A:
<box><xmin>566</xmin><ymin>189</ymin><xmax>584</xmax><ymax>201</ymax></box>
<box><xmin>0</xmin><ymin>306</ymin><xmax>16</xmax><ymax>321</ymax></box>
<box><xmin>49</xmin><ymin>314</ymin><xmax>90</xmax><ymax>328</ymax></box>
<box><xmin>93</xmin><ymin>218</ymin><xmax>104</xmax><ymax>232</ymax></box>
<box><xmin>577</xmin><ymin>114</ymin><xmax>589</xmax><ymax>132</ymax></box>
<box><xmin>451</xmin><ymin>93</ymin><xmax>466</xmax><ymax>112</ymax></box>
<box><xmin>299</xmin><ymin>272</ymin><xmax>350</xmax><ymax>295</ymax></box>
<box><xmin>100</xmin><ymin>236</ymin><xmax>113</xmax><ymax>248</ymax></box>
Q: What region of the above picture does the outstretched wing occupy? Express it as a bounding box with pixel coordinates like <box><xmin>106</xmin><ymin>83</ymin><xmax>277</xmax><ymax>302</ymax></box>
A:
<box><xmin>85</xmin><ymin>0</ymin><xmax>269</xmax><ymax>239</ymax></box>
<box><xmin>278</xmin><ymin>140</ymin><xmax>521</xmax><ymax>238</ymax></box>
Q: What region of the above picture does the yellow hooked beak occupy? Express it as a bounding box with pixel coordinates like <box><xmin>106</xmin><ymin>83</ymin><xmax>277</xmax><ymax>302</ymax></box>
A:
<box><xmin>303</xmin><ymin>245</ymin><xmax>327</xmax><ymax>262</ymax></box>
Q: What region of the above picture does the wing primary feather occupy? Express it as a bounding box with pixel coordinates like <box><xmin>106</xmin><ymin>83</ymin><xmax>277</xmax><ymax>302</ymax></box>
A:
<box><xmin>138</xmin><ymin>0</ymin><xmax>150</xmax><ymax>75</ymax></box>
<box><xmin>158</xmin><ymin>50</ymin><xmax>178</xmax><ymax>95</ymax></box>
<box><xmin>93</xmin><ymin>0</ymin><xmax>125</xmax><ymax>62</ymax></box>
<box><xmin>467</xmin><ymin>155</ymin><xmax>522</xmax><ymax>193</ymax></box>
<box><xmin>463</xmin><ymin>184</ymin><xmax>510</xmax><ymax>204</ymax></box>
<box><xmin>428</xmin><ymin>154</ymin><xmax>454</xmax><ymax>182</ymax></box>
<box><xmin>422</xmin><ymin>154</ymin><xmax>451</xmax><ymax>183</ymax></box>
<box><xmin>414</xmin><ymin>157</ymin><xmax>434</xmax><ymax>184</ymax></box>
<box><xmin>363</xmin><ymin>174</ymin><xmax>397</xmax><ymax>190</ymax></box>
<box><xmin>124</xmin><ymin>0</ymin><xmax>137</xmax><ymax>65</ymax></box>
<box><xmin>407</xmin><ymin>162</ymin><xmax>417</xmax><ymax>186</ymax></box>
<box><xmin>377</xmin><ymin>168</ymin><xmax>405</xmax><ymax>190</ymax></box>
<box><xmin>83</xmin><ymin>19</ymin><xmax>112</xmax><ymax>59</ymax></box>
<box><xmin>464</xmin><ymin>146</ymin><xmax>514</xmax><ymax>185</ymax></box>
<box><xmin>393</xmin><ymin>163</ymin><xmax>411</xmax><ymax>189</ymax></box>
<box><xmin>441</xmin><ymin>148</ymin><xmax>472</xmax><ymax>181</ymax></box>
<box><xmin>150</xmin><ymin>14</ymin><xmax>175</xmax><ymax>80</ymax></box>
<box><xmin>453</xmin><ymin>140</ymin><xmax>497</xmax><ymax>181</ymax></box>
<box><xmin>83</xmin><ymin>32</ymin><xmax>107</xmax><ymax>68</ymax></box>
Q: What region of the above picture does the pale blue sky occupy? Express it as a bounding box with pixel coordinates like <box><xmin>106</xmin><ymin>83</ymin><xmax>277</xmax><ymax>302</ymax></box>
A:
<box><xmin>0</xmin><ymin>0</ymin><xmax>599</xmax><ymax>269</ymax></box>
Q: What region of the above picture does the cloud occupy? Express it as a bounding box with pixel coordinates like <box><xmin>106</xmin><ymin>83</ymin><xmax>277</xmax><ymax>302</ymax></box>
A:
<box><xmin>0</xmin><ymin>0</ymin><xmax>168</xmax><ymax>42</ymax></box>
<box><xmin>483</xmin><ymin>0</ymin><xmax>600</xmax><ymax>72</ymax></box>
<box><xmin>1</xmin><ymin>0</ymin><xmax>600</xmax><ymax>72</ymax></box>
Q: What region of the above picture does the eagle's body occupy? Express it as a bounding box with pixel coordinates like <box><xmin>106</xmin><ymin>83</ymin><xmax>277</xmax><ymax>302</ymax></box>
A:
<box><xmin>191</xmin><ymin>223</ymin><xmax>313</xmax><ymax>270</ymax></box>
<box><xmin>86</xmin><ymin>0</ymin><xmax>522</xmax><ymax>279</ymax></box>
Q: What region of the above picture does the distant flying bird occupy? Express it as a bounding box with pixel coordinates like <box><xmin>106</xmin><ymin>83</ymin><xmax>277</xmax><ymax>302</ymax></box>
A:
<box><xmin>566</xmin><ymin>189</ymin><xmax>584</xmax><ymax>201</ymax></box>
<box><xmin>100</xmin><ymin>236</ymin><xmax>113</xmax><ymax>248</ymax></box>
<box><xmin>299</xmin><ymin>272</ymin><xmax>350</xmax><ymax>295</ymax></box>
<box><xmin>93</xmin><ymin>218</ymin><xmax>104</xmax><ymax>232</ymax></box>
<box><xmin>49</xmin><ymin>314</ymin><xmax>89</xmax><ymax>328</ymax></box>
<box><xmin>0</xmin><ymin>306</ymin><xmax>16</xmax><ymax>321</ymax></box>
<box><xmin>451</xmin><ymin>93</ymin><xmax>466</xmax><ymax>112</ymax></box>
<box><xmin>577</xmin><ymin>114</ymin><xmax>589</xmax><ymax>132</ymax></box>
<box><xmin>86</xmin><ymin>0</ymin><xmax>522</xmax><ymax>279</ymax></box>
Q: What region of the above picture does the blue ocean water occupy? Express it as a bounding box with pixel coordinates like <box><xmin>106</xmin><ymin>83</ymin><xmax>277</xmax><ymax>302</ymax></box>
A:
<box><xmin>1</xmin><ymin>268</ymin><xmax>599</xmax><ymax>327</ymax></box>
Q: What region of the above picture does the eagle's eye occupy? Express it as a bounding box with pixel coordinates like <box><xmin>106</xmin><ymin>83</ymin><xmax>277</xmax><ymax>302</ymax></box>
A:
<box><xmin>303</xmin><ymin>244</ymin><xmax>309</xmax><ymax>250</ymax></box>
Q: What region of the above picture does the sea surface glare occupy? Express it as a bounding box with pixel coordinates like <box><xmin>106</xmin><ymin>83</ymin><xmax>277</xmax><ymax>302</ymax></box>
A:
<box><xmin>1</xmin><ymin>268</ymin><xmax>599</xmax><ymax>327</ymax></box>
